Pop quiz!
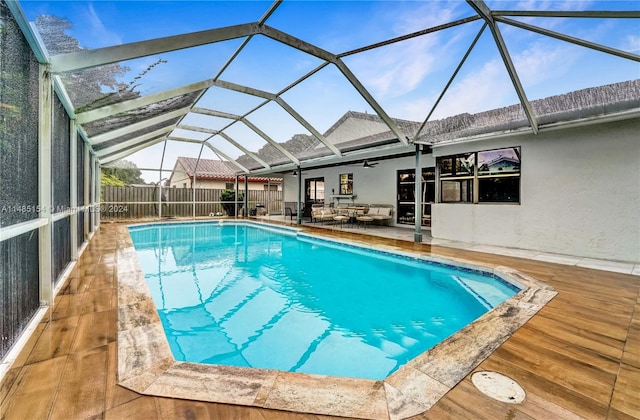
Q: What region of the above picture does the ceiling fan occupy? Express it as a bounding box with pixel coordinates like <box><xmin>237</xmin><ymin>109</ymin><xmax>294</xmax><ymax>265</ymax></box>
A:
<box><xmin>347</xmin><ymin>159</ymin><xmax>379</xmax><ymax>168</ymax></box>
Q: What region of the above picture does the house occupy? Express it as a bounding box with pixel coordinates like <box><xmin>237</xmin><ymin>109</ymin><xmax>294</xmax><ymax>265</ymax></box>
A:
<box><xmin>167</xmin><ymin>157</ymin><xmax>282</xmax><ymax>190</ymax></box>
<box><xmin>1</xmin><ymin>2</ymin><xmax>639</xmax><ymax>419</ymax></box>
<box><xmin>282</xmin><ymin>79</ymin><xmax>640</xmax><ymax>264</ymax></box>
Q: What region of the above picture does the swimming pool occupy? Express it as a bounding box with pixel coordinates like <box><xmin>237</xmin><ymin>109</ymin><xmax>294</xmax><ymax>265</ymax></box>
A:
<box><xmin>129</xmin><ymin>222</ymin><xmax>519</xmax><ymax>380</ymax></box>
<box><xmin>118</xmin><ymin>221</ymin><xmax>556</xmax><ymax>418</ymax></box>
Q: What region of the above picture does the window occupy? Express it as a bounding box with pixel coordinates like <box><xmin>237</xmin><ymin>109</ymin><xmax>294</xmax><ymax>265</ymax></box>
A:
<box><xmin>225</xmin><ymin>182</ymin><xmax>235</xmax><ymax>190</ymax></box>
<box><xmin>339</xmin><ymin>173</ymin><xmax>353</xmax><ymax>195</ymax></box>
<box><xmin>264</xmin><ymin>184</ymin><xmax>278</xmax><ymax>191</ymax></box>
<box><xmin>421</xmin><ymin>168</ymin><xmax>436</xmax><ymax>226</ymax></box>
<box><xmin>306</xmin><ymin>178</ymin><xmax>325</xmax><ymax>201</ymax></box>
<box><xmin>438</xmin><ymin>153</ymin><xmax>474</xmax><ymax>203</ymax></box>
<box><xmin>397</xmin><ymin>169</ymin><xmax>416</xmax><ymax>224</ymax></box>
<box><xmin>396</xmin><ymin>168</ymin><xmax>436</xmax><ymax>226</ymax></box>
<box><xmin>477</xmin><ymin>148</ymin><xmax>520</xmax><ymax>202</ymax></box>
<box><xmin>421</xmin><ymin>168</ymin><xmax>436</xmax><ymax>204</ymax></box>
<box><xmin>438</xmin><ymin>147</ymin><xmax>520</xmax><ymax>203</ymax></box>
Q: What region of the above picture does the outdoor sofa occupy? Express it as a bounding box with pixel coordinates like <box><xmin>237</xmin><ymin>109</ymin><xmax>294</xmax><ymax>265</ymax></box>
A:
<box><xmin>366</xmin><ymin>204</ymin><xmax>394</xmax><ymax>226</ymax></box>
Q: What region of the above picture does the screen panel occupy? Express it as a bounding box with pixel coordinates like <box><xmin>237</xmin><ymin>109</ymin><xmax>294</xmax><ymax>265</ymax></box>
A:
<box><xmin>52</xmin><ymin>94</ymin><xmax>71</xmax><ymax>210</ymax></box>
<box><xmin>0</xmin><ymin>1</ymin><xmax>40</xmax><ymax>228</ymax></box>
<box><xmin>52</xmin><ymin>217</ymin><xmax>72</xmax><ymax>285</ymax></box>
<box><xmin>0</xmin><ymin>230</ymin><xmax>40</xmax><ymax>360</ymax></box>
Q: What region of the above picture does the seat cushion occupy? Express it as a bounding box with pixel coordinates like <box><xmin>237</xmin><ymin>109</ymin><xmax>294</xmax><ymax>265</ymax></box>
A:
<box><xmin>377</xmin><ymin>207</ymin><xmax>391</xmax><ymax>217</ymax></box>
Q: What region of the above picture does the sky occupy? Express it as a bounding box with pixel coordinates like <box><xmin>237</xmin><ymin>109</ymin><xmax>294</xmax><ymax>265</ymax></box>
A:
<box><xmin>19</xmin><ymin>0</ymin><xmax>640</xmax><ymax>182</ymax></box>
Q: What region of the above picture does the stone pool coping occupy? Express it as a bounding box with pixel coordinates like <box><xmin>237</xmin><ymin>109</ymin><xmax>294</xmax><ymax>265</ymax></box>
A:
<box><xmin>116</xmin><ymin>221</ymin><xmax>557</xmax><ymax>420</ymax></box>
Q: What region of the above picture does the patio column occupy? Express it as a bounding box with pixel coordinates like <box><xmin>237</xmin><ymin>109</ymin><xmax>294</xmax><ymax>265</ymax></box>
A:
<box><xmin>158</xmin><ymin>140</ymin><xmax>167</xmax><ymax>219</ymax></box>
<box><xmin>191</xmin><ymin>173</ymin><xmax>197</xmax><ymax>219</ymax></box>
<box><xmin>243</xmin><ymin>175</ymin><xmax>248</xmax><ymax>217</ymax></box>
<box><xmin>83</xmin><ymin>141</ymin><xmax>90</xmax><ymax>239</ymax></box>
<box><xmin>234</xmin><ymin>175</ymin><xmax>239</xmax><ymax>218</ymax></box>
<box><xmin>70</xmin><ymin>120</ymin><xmax>78</xmax><ymax>260</ymax></box>
<box><xmin>38</xmin><ymin>63</ymin><xmax>53</xmax><ymax>305</ymax></box>
<box><xmin>296</xmin><ymin>166</ymin><xmax>302</xmax><ymax>225</ymax></box>
<box><xmin>193</xmin><ymin>145</ymin><xmax>204</xmax><ymax>219</ymax></box>
<box><xmin>414</xmin><ymin>144</ymin><xmax>423</xmax><ymax>243</ymax></box>
<box><xmin>267</xmin><ymin>178</ymin><xmax>271</xmax><ymax>214</ymax></box>
<box><xmin>95</xmin><ymin>159</ymin><xmax>101</xmax><ymax>228</ymax></box>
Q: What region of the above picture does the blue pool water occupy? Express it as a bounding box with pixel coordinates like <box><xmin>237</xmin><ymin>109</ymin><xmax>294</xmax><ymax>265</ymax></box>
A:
<box><xmin>129</xmin><ymin>222</ymin><xmax>519</xmax><ymax>380</ymax></box>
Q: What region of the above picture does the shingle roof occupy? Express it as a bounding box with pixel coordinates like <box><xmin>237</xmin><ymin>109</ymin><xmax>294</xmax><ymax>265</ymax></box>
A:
<box><xmin>301</xmin><ymin>79</ymin><xmax>640</xmax><ymax>151</ymax></box>
<box><xmin>416</xmin><ymin>79</ymin><xmax>640</xmax><ymax>144</ymax></box>
<box><xmin>202</xmin><ymin>79</ymin><xmax>640</xmax><ymax>168</ymax></box>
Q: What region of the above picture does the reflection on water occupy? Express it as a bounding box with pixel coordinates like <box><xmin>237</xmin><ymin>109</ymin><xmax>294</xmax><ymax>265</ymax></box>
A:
<box><xmin>129</xmin><ymin>223</ymin><xmax>518</xmax><ymax>380</ymax></box>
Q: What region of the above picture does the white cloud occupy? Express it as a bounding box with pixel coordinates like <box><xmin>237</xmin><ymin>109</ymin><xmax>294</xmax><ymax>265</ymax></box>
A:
<box><xmin>430</xmin><ymin>59</ymin><xmax>515</xmax><ymax>119</ymax></box>
<box><xmin>624</xmin><ymin>34</ymin><xmax>640</xmax><ymax>53</ymax></box>
<box><xmin>513</xmin><ymin>0</ymin><xmax>594</xmax><ymax>12</ymax></box>
<box><xmin>511</xmin><ymin>40</ymin><xmax>576</xmax><ymax>87</ymax></box>
<box><xmin>344</xmin><ymin>1</ymin><xmax>474</xmax><ymax>100</ymax></box>
<box><xmin>354</xmin><ymin>36</ymin><xmax>439</xmax><ymax>99</ymax></box>
<box><xmin>505</xmin><ymin>0</ymin><xmax>596</xmax><ymax>31</ymax></box>
<box><xmin>348</xmin><ymin>23</ymin><xmax>482</xmax><ymax>100</ymax></box>
<box><xmin>397</xmin><ymin>97</ymin><xmax>432</xmax><ymax>123</ymax></box>
<box><xmin>429</xmin><ymin>35</ymin><xmax>581</xmax><ymax>119</ymax></box>
<box><xmin>81</xmin><ymin>3</ymin><xmax>122</xmax><ymax>47</ymax></box>
<box><xmin>393</xmin><ymin>1</ymin><xmax>458</xmax><ymax>34</ymax></box>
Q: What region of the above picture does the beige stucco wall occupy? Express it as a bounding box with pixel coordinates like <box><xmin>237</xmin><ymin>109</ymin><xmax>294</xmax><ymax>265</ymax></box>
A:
<box><xmin>431</xmin><ymin>118</ymin><xmax>640</xmax><ymax>263</ymax></box>
<box><xmin>282</xmin><ymin>151</ymin><xmax>434</xmax><ymax>214</ymax></box>
<box><xmin>284</xmin><ymin>118</ymin><xmax>640</xmax><ymax>263</ymax></box>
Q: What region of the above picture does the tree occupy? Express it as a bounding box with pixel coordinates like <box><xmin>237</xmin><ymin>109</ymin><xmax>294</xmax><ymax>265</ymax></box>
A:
<box><xmin>101</xmin><ymin>160</ymin><xmax>145</xmax><ymax>186</ymax></box>
<box><xmin>33</xmin><ymin>15</ymin><xmax>167</xmax><ymax>113</ymax></box>
<box><xmin>34</xmin><ymin>15</ymin><xmax>134</xmax><ymax>111</ymax></box>
<box><xmin>220</xmin><ymin>189</ymin><xmax>244</xmax><ymax>216</ymax></box>
<box><xmin>101</xmin><ymin>173</ymin><xmax>125</xmax><ymax>186</ymax></box>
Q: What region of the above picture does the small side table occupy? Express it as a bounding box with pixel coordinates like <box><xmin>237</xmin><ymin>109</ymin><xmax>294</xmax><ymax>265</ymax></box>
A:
<box><xmin>356</xmin><ymin>215</ymin><xmax>373</xmax><ymax>229</ymax></box>
<box><xmin>333</xmin><ymin>215</ymin><xmax>349</xmax><ymax>229</ymax></box>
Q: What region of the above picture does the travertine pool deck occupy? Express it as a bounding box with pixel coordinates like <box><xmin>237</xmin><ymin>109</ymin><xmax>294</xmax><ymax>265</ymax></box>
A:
<box><xmin>116</xmin><ymin>221</ymin><xmax>556</xmax><ymax>420</ymax></box>
<box><xmin>2</xmin><ymin>219</ymin><xmax>639</xmax><ymax>419</ymax></box>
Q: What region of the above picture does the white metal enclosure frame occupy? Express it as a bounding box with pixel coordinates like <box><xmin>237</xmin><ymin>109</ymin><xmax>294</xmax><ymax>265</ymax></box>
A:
<box><xmin>10</xmin><ymin>0</ymin><xmax>640</xmax><ymax>179</ymax></box>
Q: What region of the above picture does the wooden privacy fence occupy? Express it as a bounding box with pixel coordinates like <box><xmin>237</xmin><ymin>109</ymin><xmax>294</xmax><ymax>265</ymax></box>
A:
<box><xmin>101</xmin><ymin>186</ymin><xmax>283</xmax><ymax>219</ymax></box>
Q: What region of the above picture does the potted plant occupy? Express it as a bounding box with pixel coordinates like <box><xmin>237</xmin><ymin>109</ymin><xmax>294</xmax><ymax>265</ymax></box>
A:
<box><xmin>220</xmin><ymin>189</ymin><xmax>244</xmax><ymax>216</ymax></box>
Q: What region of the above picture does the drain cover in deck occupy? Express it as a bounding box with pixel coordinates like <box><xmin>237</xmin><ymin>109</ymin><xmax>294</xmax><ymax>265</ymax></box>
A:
<box><xmin>471</xmin><ymin>371</ymin><xmax>525</xmax><ymax>403</ymax></box>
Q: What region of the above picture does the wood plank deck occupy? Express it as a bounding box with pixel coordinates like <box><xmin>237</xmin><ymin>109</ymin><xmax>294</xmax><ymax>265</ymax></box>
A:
<box><xmin>1</xmin><ymin>221</ymin><xmax>638</xmax><ymax>419</ymax></box>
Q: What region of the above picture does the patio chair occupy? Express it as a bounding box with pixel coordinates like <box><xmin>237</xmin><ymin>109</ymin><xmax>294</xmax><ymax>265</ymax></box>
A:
<box><xmin>311</xmin><ymin>205</ymin><xmax>336</xmax><ymax>224</ymax></box>
<box><xmin>285</xmin><ymin>206</ymin><xmax>297</xmax><ymax>221</ymax></box>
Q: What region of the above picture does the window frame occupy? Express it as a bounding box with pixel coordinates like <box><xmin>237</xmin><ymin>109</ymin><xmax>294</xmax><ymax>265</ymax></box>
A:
<box><xmin>438</xmin><ymin>147</ymin><xmax>521</xmax><ymax>204</ymax></box>
<box><xmin>339</xmin><ymin>173</ymin><xmax>353</xmax><ymax>195</ymax></box>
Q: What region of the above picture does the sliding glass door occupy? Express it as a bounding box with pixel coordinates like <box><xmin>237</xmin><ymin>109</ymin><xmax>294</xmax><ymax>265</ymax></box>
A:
<box><xmin>396</xmin><ymin>168</ymin><xmax>435</xmax><ymax>227</ymax></box>
<box><xmin>304</xmin><ymin>177</ymin><xmax>325</xmax><ymax>217</ymax></box>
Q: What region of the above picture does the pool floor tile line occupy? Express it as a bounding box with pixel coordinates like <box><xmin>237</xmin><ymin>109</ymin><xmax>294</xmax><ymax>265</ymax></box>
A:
<box><xmin>1</xmin><ymin>220</ymin><xmax>639</xmax><ymax>419</ymax></box>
